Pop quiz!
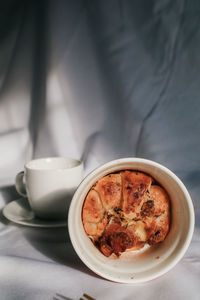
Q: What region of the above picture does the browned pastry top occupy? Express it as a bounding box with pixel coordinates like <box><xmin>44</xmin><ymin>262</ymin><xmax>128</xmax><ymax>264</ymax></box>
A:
<box><xmin>82</xmin><ymin>170</ymin><xmax>170</xmax><ymax>257</ymax></box>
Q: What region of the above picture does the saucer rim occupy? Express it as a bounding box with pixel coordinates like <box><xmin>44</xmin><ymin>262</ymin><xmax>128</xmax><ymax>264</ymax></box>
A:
<box><xmin>2</xmin><ymin>198</ymin><xmax>67</xmax><ymax>228</ymax></box>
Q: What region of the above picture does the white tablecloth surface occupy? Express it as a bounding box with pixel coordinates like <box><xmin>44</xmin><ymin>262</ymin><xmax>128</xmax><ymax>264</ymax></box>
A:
<box><xmin>0</xmin><ymin>1</ymin><xmax>200</xmax><ymax>299</ymax></box>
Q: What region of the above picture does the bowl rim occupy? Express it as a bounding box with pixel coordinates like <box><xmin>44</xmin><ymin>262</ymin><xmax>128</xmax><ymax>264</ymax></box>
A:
<box><xmin>68</xmin><ymin>157</ymin><xmax>195</xmax><ymax>283</ymax></box>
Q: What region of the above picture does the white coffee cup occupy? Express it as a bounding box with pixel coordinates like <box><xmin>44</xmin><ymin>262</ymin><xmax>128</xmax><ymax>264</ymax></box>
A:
<box><xmin>15</xmin><ymin>157</ymin><xmax>83</xmax><ymax>220</ymax></box>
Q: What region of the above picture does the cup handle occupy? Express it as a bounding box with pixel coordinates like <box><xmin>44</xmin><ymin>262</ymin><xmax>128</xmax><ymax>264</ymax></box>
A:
<box><xmin>15</xmin><ymin>171</ymin><xmax>27</xmax><ymax>197</ymax></box>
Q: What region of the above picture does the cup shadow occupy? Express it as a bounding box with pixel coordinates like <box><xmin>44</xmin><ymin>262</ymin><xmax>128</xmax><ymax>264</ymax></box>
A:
<box><xmin>0</xmin><ymin>184</ymin><xmax>19</xmax><ymax>204</ymax></box>
<box><xmin>22</xmin><ymin>225</ymin><xmax>102</xmax><ymax>280</ymax></box>
<box><xmin>0</xmin><ymin>185</ymin><xmax>101</xmax><ymax>279</ymax></box>
<box><xmin>0</xmin><ymin>184</ymin><xmax>19</xmax><ymax>225</ymax></box>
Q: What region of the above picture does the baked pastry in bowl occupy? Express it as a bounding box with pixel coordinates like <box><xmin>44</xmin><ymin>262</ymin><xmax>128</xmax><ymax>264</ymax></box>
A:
<box><xmin>82</xmin><ymin>170</ymin><xmax>170</xmax><ymax>257</ymax></box>
<box><xmin>68</xmin><ymin>158</ymin><xmax>194</xmax><ymax>283</ymax></box>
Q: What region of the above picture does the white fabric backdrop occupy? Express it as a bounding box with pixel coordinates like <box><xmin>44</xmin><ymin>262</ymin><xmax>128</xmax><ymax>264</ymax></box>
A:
<box><xmin>0</xmin><ymin>1</ymin><xmax>200</xmax><ymax>299</ymax></box>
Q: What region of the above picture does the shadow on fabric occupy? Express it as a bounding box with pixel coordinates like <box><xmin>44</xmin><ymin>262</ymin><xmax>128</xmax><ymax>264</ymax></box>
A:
<box><xmin>22</xmin><ymin>225</ymin><xmax>103</xmax><ymax>280</ymax></box>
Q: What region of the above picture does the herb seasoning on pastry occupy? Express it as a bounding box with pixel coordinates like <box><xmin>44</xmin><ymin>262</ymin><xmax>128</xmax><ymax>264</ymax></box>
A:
<box><xmin>82</xmin><ymin>170</ymin><xmax>170</xmax><ymax>257</ymax></box>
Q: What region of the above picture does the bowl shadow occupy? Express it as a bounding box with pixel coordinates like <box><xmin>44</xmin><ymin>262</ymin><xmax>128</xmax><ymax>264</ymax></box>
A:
<box><xmin>22</xmin><ymin>224</ymin><xmax>102</xmax><ymax>280</ymax></box>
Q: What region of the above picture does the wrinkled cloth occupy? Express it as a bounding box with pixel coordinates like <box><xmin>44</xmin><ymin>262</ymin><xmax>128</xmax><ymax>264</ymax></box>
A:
<box><xmin>0</xmin><ymin>1</ymin><xmax>200</xmax><ymax>299</ymax></box>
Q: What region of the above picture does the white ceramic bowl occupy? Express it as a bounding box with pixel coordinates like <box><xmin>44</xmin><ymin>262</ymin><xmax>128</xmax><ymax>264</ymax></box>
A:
<box><xmin>68</xmin><ymin>158</ymin><xmax>194</xmax><ymax>283</ymax></box>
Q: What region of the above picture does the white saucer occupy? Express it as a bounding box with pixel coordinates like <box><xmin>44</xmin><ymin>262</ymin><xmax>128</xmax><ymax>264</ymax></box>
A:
<box><xmin>2</xmin><ymin>198</ymin><xmax>67</xmax><ymax>228</ymax></box>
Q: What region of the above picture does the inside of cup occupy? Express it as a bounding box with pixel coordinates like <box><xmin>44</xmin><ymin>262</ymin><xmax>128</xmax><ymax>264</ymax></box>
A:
<box><xmin>26</xmin><ymin>157</ymin><xmax>81</xmax><ymax>170</ymax></box>
<box><xmin>69</xmin><ymin>160</ymin><xmax>194</xmax><ymax>283</ymax></box>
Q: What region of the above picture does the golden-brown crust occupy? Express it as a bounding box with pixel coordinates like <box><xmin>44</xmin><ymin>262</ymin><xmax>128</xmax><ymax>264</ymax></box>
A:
<box><xmin>122</xmin><ymin>171</ymin><xmax>152</xmax><ymax>219</ymax></box>
<box><xmin>94</xmin><ymin>173</ymin><xmax>122</xmax><ymax>211</ymax></box>
<box><xmin>82</xmin><ymin>189</ymin><xmax>103</xmax><ymax>223</ymax></box>
<box><xmin>98</xmin><ymin>224</ymin><xmax>135</xmax><ymax>257</ymax></box>
<box><xmin>142</xmin><ymin>185</ymin><xmax>170</xmax><ymax>244</ymax></box>
<box><xmin>149</xmin><ymin>185</ymin><xmax>170</xmax><ymax>216</ymax></box>
<box><xmin>82</xmin><ymin>170</ymin><xmax>170</xmax><ymax>257</ymax></box>
<box><xmin>82</xmin><ymin>189</ymin><xmax>107</xmax><ymax>239</ymax></box>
